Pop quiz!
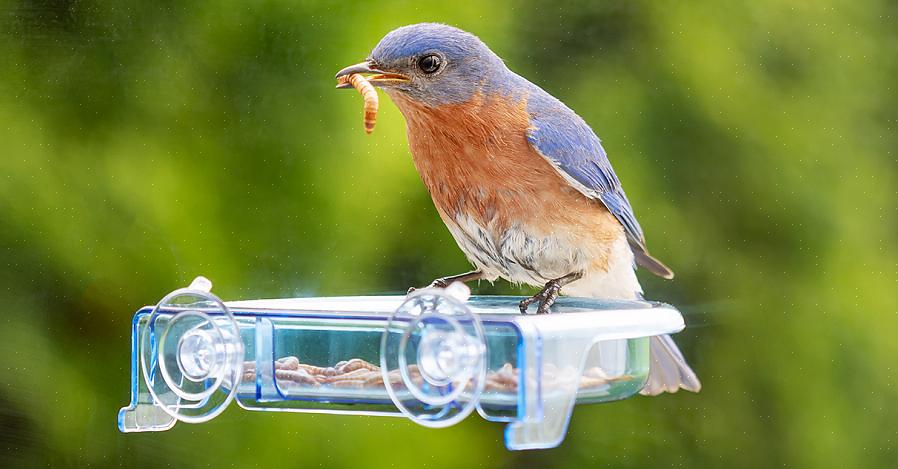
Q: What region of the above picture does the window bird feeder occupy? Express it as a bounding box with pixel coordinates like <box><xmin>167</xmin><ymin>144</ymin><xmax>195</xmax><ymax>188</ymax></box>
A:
<box><xmin>119</xmin><ymin>277</ymin><xmax>685</xmax><ymax>450</ymax></box>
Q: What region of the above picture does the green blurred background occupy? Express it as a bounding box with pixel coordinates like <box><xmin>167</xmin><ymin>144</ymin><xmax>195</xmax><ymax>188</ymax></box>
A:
<box><xmin>1</xmin><ymin>0</ymin><xmax>896</xmax><ymax>467</ymax></box>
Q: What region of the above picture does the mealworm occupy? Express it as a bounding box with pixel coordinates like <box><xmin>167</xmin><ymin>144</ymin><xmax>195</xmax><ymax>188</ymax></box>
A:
<box><xmin>338</xmin><ymin>73</ymin><xmax>378</xmax><ymax>134</ymax></box>
<box><xmin>276</xmin><ymin>369</ymin><xmax>319</xmax><ymax>386</ymax></box>
<box><xmin>276</xmin><ymin>356</ymin><xmax>300</xmax><ymax>371</ymax></box>
<box><xmin>298</xmin><ymin>364</ymin><xmax>339</xmax><ymax>376</ymax></box>
<box><xmin>578</xmin><ymin>376</ymin><xmax>609</xmax><ymax>389</ymax></box>
<box><xmin>485</xmin><ymin>379</ymin><xmax>511</xmax><ymax>392</ymax></box>
<box><xmin>610</xmin><ymin>374</ymin><xmax>635</xmax><ymax>382</ymax></box>
<box><xmin>582</xmin><ymin>367</ymin><xmax>611</xmax><ymax>382</ymax></box>
<box><xmin>329</xmin><ymin>379</ymin><xmax>367</xmax><ymax>389</ymax></box>
<box><xmin>337</xmin><ymin>358</ymin><xmax>380</xmax><ymax>374</ymax></box>
<box><xmin>491</xmin><ymin>371</ymin><xmax>518</xmax><ymax>387</ymax></box>
<box><xmin>363</xmin><ymin>372</ymin><xmax>386</xmax><ymax>386</ymax></box>
<box><xmin>318</xmin><ymin>368</ymin><xmax>372</xmax><ymax>383</ymax></box>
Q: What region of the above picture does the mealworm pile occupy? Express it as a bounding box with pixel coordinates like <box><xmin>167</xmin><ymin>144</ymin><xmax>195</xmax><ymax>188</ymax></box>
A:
<box><xmin>337</xmin><ymin>74</ymin><xmax>378</xmax><ymax>134</ymax></box>
<box><xmin>242</xmin><ymin>356</ymin><xmax>632</xmax><ymax>393</ymax></box>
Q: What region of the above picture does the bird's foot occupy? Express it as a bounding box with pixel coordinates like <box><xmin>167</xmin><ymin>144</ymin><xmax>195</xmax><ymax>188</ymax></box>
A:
<box><xmin>519</xmin><ymin>280</ymin><xmax>563</xmax><ymax>315</ymax></box>
<box><xmin>407</xmin><ymin>271</ymin><xmax>484</xmax><ymax>295</ymax></box>
<box><xmin>407</xmin><ymin>278</ymin><xmax>449</xmax><ymax>294</ymax></box>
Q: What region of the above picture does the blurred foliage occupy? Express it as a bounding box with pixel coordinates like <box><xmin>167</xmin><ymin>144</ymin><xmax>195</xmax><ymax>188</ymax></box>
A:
<box><xmin>1</xmin><ymin>0</ymin><xmax>897</xmax><ymax>467</ymax></box>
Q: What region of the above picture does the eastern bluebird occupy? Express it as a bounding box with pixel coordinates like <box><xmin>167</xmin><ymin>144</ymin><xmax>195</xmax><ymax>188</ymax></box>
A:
<box><xmin>336</xmin><ymin>23</ymin><xmax>700</xmax><ymax>395</ymax></box>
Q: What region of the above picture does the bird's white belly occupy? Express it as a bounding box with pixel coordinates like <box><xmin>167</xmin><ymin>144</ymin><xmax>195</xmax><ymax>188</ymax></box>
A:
<box><xmin>444</xmin><ymin>213</ymin><xmax>642</xmax><ymax>299</ymax></box>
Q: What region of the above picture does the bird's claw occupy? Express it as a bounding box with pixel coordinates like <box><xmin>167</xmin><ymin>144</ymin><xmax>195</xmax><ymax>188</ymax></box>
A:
<box><xmin>407</xmin><ymin>278</ymin><xmax>449</xmax><ymax>295</ymax></box>
<box><xmin>519</xmin><ymin>280</ymin><xmax>562</xmax><ymax>314</ymax></box>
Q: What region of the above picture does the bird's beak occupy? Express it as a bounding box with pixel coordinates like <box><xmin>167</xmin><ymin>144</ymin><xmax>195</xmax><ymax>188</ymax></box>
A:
<box><xmin>335</xmin><ymin>60</ymin><xmax>409</xmax><ymax>88</ymax></box>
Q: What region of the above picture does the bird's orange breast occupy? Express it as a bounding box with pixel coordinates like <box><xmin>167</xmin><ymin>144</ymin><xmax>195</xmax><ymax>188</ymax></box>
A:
<box><xmin>389</xmin><ymin>91</ymin><xmax>623</xmax><ymax>271</ymax></box>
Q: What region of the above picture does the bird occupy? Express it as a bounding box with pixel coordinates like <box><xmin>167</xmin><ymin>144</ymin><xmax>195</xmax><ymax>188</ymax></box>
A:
<box><xmin>336</xmin><ymin>23</ymin><xmax>700</xmax><ymax>395</ymax></box>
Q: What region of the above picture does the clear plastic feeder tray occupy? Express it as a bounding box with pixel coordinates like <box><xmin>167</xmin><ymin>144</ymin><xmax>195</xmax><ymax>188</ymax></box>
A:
<box><xmin>119</xmin><ymin>278</ymin><xmax>685</xmax><ymax>450</ymax></box>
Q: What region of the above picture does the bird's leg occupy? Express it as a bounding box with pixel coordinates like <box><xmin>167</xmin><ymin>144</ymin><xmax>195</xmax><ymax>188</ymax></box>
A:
<box><xmin>408</xmin><ymin>270</ymin><xmax>484</xmax><ymax>294</ymax></box>
<box><xmin>519</xmin><ymin>272</ymin><xmax>583</xmax><ymax>315</ymax></box>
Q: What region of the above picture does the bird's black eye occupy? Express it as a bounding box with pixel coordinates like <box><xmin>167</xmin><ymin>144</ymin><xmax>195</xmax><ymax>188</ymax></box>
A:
<box><xmin>417</xmin><ymin>54</ymin><xmax>442</xmax><ymax>74</ymax></box>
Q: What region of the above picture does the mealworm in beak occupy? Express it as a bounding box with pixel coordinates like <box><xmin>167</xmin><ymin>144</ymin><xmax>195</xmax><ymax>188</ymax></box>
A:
<box><xmin>337</xmin><ymin>73</ymin><xmax>378</xmax><ymax>134</ymax></box>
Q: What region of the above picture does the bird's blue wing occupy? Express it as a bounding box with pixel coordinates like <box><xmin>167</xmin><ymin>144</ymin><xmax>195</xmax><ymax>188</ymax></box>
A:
<box><xmin>524</xmin><ymin>90</ymin><xmax>674</xmax><ymax>278</ymax></box>
<box><xmin>525</xmin><ymin>102</ymin><xmax>647</xmax><ymax>248</ymax></box>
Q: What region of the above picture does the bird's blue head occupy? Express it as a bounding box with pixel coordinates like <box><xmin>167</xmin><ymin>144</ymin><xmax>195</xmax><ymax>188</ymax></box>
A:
<box><xmin>336</xmin><ymin>23</ymin><xmax>508</xmax><ymax>106</ymax></box>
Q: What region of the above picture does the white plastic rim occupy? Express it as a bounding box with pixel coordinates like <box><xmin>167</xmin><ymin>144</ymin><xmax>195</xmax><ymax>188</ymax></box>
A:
<box><xmin>380</xmin><ymin>289</ymin><xmax>487</xmax><ymax>428</ymax></box>
<box><xmin>140</xmin><ymin>286</ymin><xmax>243</xmax><ymax>424</ymax></box>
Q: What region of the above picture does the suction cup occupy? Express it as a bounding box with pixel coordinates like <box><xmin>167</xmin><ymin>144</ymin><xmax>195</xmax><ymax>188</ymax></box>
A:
<box><xmin>380</xmin><ymin>286</ymin><xmax>486</xmax><ymax>428</ymax></box>
<box><xmin>140</xmin><ymin>277</ymin><xmax>243</xmax><ymax>424</ymax></box>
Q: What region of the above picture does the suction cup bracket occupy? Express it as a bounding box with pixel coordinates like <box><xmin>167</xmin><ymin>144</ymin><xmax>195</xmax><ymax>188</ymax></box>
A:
<box><xmin>380</xmin><ymin>283</ymin><xmax>487</xmax><ymax>428</ymax></box>
<box><xmin>138</xmin><ymin>277</ymin><xmax>243</xmax><ymax>424</ymax></box>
